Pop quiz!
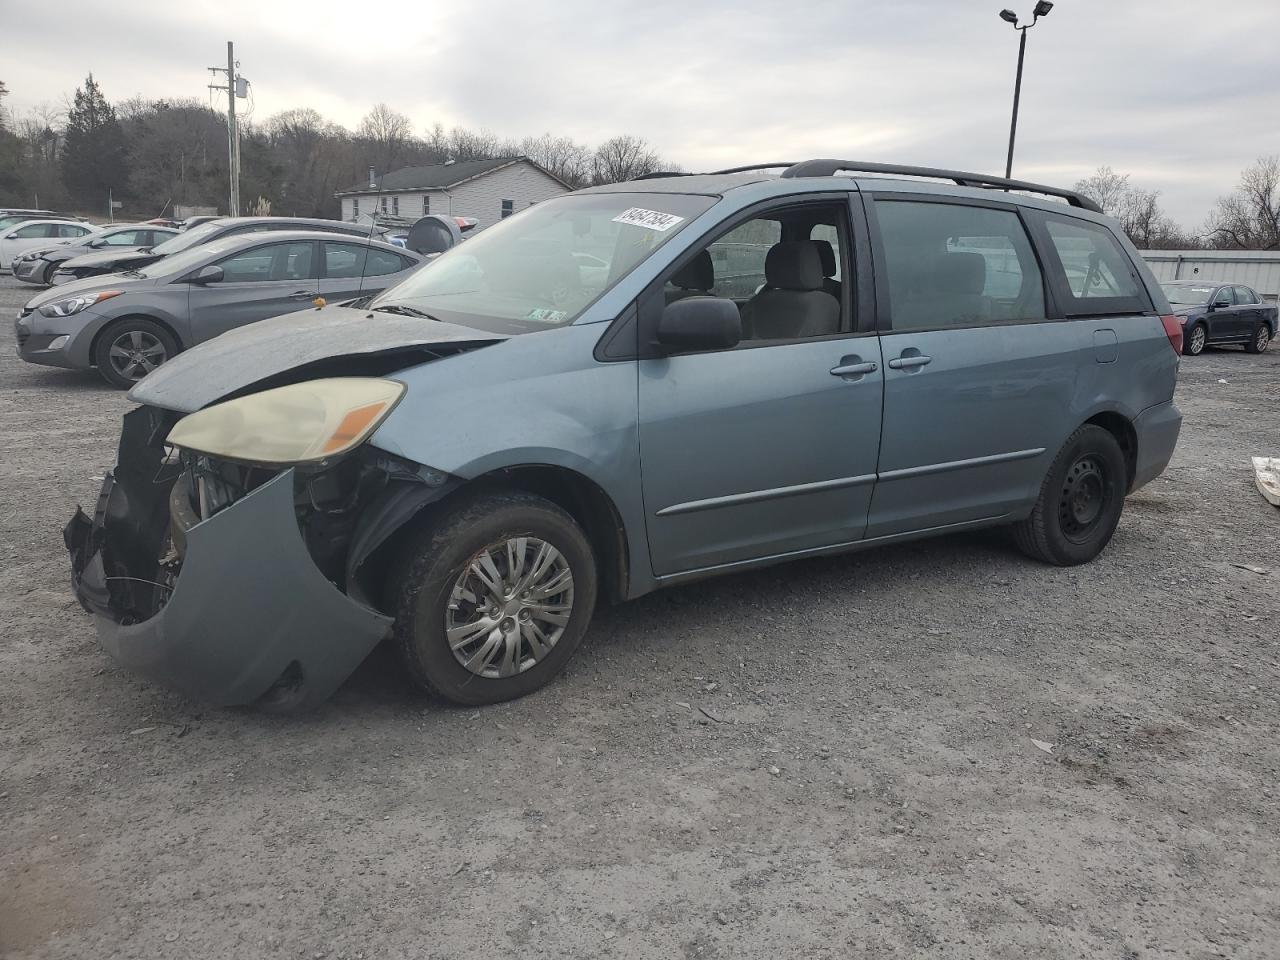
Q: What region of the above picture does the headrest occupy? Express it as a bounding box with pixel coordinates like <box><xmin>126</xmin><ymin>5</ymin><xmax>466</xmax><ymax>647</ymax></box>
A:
<box><xmin>810</xmin><ymin>239</ymin><xmax>836</xmax><ymax>278</ymax></box>
<box><xmin>932</xmin><ymin>252</ymin><xmax>986</xmax><ymax>296</ymax></box>
<box><xmin>764</xmin><ymin>241</ymin><xmax>823</xmax><ymax>291</ymax></box>
<box><xmin>671</xmin><ymin>249</ymin><xmax>714</xmax><ymax>291</ymax></box>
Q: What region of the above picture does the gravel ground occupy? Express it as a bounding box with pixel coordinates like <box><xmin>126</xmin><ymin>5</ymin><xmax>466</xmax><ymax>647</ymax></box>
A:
<box><xmin>1</xmin><ymin>272</ymin><xmax>1278</xmax><ymax>960</ymax></box>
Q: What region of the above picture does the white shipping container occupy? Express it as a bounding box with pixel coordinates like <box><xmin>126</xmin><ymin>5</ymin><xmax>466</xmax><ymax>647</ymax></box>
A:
<box><xmin>1140</xmin><ymin>250</ymin><xmax>1280</xmax><ymax>301</ymax></box>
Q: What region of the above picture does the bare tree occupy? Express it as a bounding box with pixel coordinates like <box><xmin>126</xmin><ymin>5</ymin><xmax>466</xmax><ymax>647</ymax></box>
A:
<box><xmin>1204</xmin><ymin>156</ymin><xmax>1280</xmax><ymax>250</ymax></box>
<box><xmin>358</xmin><ymin>103</ymin><xmax>414</xmax><ymax>172</ymax></box>
<box><xmin>1074</xmin><ymin>165</ymin><xmax>1191</xmax><ymax>249</ymax></box>
<box><xmin>1073</xmin><ymin>166</ymin><xmax>1132</xmax><ymax>218</ymax></box>
<box><xmin>520</xmin><ymin>133</ymin><xmax>592</xmax><ymax>187</ymax></box>
<box><xmin>591</xmin><ymin>135</ymin><xmax>662</xmax><ymax>184</ymax></box>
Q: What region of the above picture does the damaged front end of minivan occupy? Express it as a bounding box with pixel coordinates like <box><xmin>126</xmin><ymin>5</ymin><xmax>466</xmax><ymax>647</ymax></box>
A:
<box><xmin>65</xmin><ymin>388</ymin><xmax>459</xmax><ymax>709</ymax></box>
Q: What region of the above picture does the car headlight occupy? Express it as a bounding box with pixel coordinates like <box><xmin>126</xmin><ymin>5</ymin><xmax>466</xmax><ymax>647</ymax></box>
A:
<box><xmin>166</xmin><ymin>378</ymin><xmax>406</xmax><ymax>467</ymax></box>
<box><xmin>37</xmin><ymin>290</ymin><xmax>123</xmax><ymax>318</ymax></box>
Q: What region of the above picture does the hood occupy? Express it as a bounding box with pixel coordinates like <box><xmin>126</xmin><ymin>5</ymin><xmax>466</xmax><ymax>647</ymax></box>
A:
<box><xmin>128</xmin><ymin>303</ymin><xmax>509</xmax><ymax>413</ymax></box>
<box><xmin>24</xmin><ymin>272</ymin><xmax>158</xmax><ymax>309</ymax></box>
<box><xmin>60</xmin><ymin>248</ymin><xmax>159</xmax><ymax>272</ymax></box>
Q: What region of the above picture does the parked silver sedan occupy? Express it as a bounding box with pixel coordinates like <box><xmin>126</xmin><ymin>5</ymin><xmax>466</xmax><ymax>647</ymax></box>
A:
<box><xmin>11</xmin><ymin>223</ymin><xmax>179</xmax><ymax>286</ymax></box>
<box><xmin>15</xmin><ymin>230</ymin><xmax>422</xmax><ymax>388</ymax></box>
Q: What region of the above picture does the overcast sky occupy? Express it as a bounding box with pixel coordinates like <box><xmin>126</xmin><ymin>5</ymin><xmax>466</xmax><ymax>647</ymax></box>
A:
<box><xmin>4</xmin><ymin>0</ymin><xmax>1277</xmax><ymax>227</ymax></box>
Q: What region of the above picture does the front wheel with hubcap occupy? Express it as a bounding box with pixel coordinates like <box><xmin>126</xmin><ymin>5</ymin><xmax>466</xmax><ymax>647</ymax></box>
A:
<box><xmin>1245</xmin><ymin>322</ymin><xmax>1271</xmax><ymax>354</ymax></box>
<box><xmin>1014</xmin><ymin>424</ymin><xmax>1127</xmax><ymax>566</ymax></box>
<box><xmin>1184</xmin><ymin>322</ymin><xmax>1207</xmax><ymax>356</ymax></box>
<box><xmin>93</xmin><ymin>319</ymin><xmax>178</xmax><ymax>389</ymax></box>
<box><xmin>392</xmin><ymin>491</ymin><xmax>598</xmax><ymax>705</ymax></box>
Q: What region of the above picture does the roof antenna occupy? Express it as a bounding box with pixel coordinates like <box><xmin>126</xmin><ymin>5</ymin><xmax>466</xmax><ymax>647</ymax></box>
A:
<box><xmin>356</xmin><ymin>165</ymin><xmax>388</xmax><ymax>301</ymax></box>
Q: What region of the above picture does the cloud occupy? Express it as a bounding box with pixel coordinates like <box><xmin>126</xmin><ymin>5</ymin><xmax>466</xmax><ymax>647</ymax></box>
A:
<box><xmin>4</xmin><ymin>0</ymin><xmax>1276</xmax><ymax>227</ymax></box>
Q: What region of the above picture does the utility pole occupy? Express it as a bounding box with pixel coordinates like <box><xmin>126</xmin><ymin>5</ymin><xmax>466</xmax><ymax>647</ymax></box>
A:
<box><xmin>207</xmin><ymin>42</ymin><xmax>244</xmax><ymax>216</ymax></box>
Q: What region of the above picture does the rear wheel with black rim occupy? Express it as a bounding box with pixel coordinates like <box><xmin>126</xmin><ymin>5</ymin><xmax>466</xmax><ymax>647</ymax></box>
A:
<box><xmin>1245</xmin><ymin>322</ymin><xmax>1271</xmax><ymax>354</ymax></box>
<box><xmin>1184</xmin><ymin>322</ymin><xmax>1207</xmax><ymax>356</ymax></box>
<box><xmin>392</xmin><ymin>490</ymin><xmax>598</xmax><ymax>706</ymax></box>
<box><xmin>93</xmin><ymin>319</ymin><xmax>178</xmax><ymax>389</ymax></box>
<box><xmin>1014</xmin><ymin>424</ymin><xmax>1127</xmax><ymax>566</ymax></box>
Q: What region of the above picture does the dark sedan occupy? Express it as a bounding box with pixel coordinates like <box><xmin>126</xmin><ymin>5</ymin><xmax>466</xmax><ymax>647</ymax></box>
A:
<box><xmin>1161</xmin><ymin>280</ymin><xmax>1277</xmax><ymax>356</ymax></box>
<box><xmin>54</xmin><ymin>216</ymin><xmax>387</xmax><ymax>282</ymax></box>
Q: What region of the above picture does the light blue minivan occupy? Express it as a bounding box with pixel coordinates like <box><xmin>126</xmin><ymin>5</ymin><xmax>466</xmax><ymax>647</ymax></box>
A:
<box><xmin>66</xmin><ymin>160</ymin><xmax>1183</xmax><ymax>709</ymax></box>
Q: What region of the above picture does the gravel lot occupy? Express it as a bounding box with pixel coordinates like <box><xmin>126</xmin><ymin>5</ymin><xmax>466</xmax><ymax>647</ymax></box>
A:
<box><xmin>1</xmin><ymin>272</ymin><xmax>1278</xmax><ymax>959</ymax></box>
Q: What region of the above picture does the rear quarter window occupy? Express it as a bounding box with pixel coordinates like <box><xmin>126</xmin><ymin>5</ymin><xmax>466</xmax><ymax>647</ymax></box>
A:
<box><xmin>1036</xmin><ymin>214</ymin><xmax>1151</xmax><ymax>317</ymax></box>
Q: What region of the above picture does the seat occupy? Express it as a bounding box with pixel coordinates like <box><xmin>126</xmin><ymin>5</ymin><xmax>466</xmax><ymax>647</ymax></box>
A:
<box><xmin>666</xmin><ymin>249</ymin><xmax>715</xmax><ymax>303</ymax></box>
<box><xmin>894</xmin><ymin>251</ymin><xmax>992</xmax><ymax>329</ymax></box>
<box><xmin>743</xmin><ymin>241</ymin><xmax>840</xmax><ymax>340</ymax></box>
<box><xmin>810</xmin><ymin>239</ymin><xmax>841</xmax><ymax>302</ymax></box>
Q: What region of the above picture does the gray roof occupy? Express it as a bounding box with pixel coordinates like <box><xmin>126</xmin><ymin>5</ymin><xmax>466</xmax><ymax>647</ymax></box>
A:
<box><xmin>336</xmin><ymin>157</ymin><xmax>569</xmax><ymax>196</ymax></box>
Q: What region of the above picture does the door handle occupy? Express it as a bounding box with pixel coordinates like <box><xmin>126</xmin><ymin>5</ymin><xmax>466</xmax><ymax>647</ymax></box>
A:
<box><xmin>288</xmin><ymin>290</ymin><xmax>314</xmax><ymax>300</ymax></box>
<box><xmin>887</xmin><ymin>354</ymin><xmax>932</xmax><ymax>370</ymax></box>
<box><xmin>829</xmin><ymin>360</ymin><xmax>878</xmax><ymax>378</ymax></box>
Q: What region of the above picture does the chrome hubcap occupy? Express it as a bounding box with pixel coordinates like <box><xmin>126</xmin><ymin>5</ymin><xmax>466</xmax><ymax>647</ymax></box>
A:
<box><xmin>108</xmin><ymin>330</ymin><xmax>166</xmax><ymax>380</ymax></box>
<box><xmin>445</xmin><ymin>536</ymin><xmax>574</xmax><ymax>678</ymax></box>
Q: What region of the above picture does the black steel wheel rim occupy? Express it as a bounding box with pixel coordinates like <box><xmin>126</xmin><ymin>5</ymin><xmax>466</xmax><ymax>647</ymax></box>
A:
<box><xmin>108</xmin><ymin>330</ymin><xmax>167</xmax><ymax>381</ymax></box>
<box><xmin>1059</xmin><ymin>455</ymin><xmax>1109</xmax><ymax>543</ymax></box>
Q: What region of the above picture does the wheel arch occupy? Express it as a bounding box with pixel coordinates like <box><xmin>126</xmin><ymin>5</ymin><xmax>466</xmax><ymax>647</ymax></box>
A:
<box><xmin>358</xmin><ymin>462</ymin><xmax>632</xmax><ymax>609</ymax></box>
<box><xmin>1084</xmin><ymin>410</ymin><xmax>1138</xmax><ymax>491</ymax></box>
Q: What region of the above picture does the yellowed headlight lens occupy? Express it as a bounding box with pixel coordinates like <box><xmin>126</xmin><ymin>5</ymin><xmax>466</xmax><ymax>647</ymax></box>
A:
<box><xmin>167</xmin><ymin>378</ymin><xmax>405</xmax><ymax>467</ymax></box>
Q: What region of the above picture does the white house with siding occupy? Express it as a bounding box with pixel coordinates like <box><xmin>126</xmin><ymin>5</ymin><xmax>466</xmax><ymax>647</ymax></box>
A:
<box><xmin>335</xmin><ymin>157</ymin><xmax>570</xmax><ymax>231</ymax></box>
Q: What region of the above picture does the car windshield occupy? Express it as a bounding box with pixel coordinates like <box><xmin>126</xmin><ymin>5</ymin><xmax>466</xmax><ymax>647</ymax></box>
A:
<box><xmin>144</xmin><ymin>237</ymin><xmax>246</xmax><ymax>278</ymax></box>
<box><xmin>149</xmin><ymin>221</ymin><xmax>225</xmax><ymax>256</ymax></box>
<box><xmin>368</xmin><ymin>192</ymin><xmax>715</xmax><ymax>333</ymax></box>
<box><xmin>1161</xmin><ymin>283</ymin><xmax>1214</xmax><ymax>305</ymax></box>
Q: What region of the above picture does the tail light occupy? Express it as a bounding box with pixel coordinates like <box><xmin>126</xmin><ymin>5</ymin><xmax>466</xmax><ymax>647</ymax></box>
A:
<box><xmin>1159</xmin><ymin>315</ymin><xmax>1183</xmax><ymax>355</ymax></box>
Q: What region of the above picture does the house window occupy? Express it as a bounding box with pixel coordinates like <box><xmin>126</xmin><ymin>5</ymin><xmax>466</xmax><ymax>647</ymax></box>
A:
<box><xmin>380</xmin><ymin>196</ymin><xmax>388</xmax><ymax>213</ymax></box>
<box><xmin>352</xmin><ymin>198</ymin><xmax>359</xmax><ymax>219</ymax></box>
<box><xmin>501</xmin><ymin>199</ymin><xmax>514</xmax><ymax>218</ymax></box>
<box><xmin>423</xmin><ymin>195</ymin><xmax>430</xmax><ymax>215</ymax></box>
<box><xmin>391</xmin><ymin>196</ymin><xmax>399</xmax><ymax>216</ymax></box>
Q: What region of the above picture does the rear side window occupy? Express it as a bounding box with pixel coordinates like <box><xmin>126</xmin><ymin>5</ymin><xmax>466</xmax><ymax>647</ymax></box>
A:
<box><xmin>874</xmin><ymin>200</ymin><xmax>1045</xmax><ymax>330</ymax></box>
<box><xmin>366</xmin><ymin>248</ymin><xmax>407</xmax><ymax>276</ymax></box>
<box><xmin>1235</xmin><ymin>286</ymin><xmax>1258</xmax><ymax>305</ymax></box>
<box><xmin>1039</xmin><ymin>215</ymin><xmax>1149</xmax><ymax>316</ymax></box>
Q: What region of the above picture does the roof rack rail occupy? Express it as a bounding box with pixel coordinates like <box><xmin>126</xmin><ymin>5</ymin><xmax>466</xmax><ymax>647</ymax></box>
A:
<box><xmin>780</xmin><ymin>159</ymin><xmax>1101</xmax><ymax>213</ymax></box>
<box><xmin>707</xmin><ymin>163</ymin><xmax>799</xmax><ymax>175</ymax></box>
<box><xmin>630</xmin><ymin>170</ymin><xmax>692</xmax><ymax>180</ymax></box>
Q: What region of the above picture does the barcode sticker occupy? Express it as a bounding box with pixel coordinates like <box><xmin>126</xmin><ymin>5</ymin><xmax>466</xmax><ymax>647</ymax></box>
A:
<box><xmin>611</xmin><ymin>207</ymin><xmax>685</xmax><ymax>232</ymax></box>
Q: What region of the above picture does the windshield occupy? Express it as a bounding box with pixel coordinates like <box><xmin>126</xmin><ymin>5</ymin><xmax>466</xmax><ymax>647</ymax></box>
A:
<box><xmin>147</xmin><ymin>236</ymin><xmax>246</xmax><ymax>278</ymax></box>
<box><xmin>1161</xmin><ymin>283</ymin><xmax>1214</xmax><ymax>305</ymax></box>
<box><xmin>149</xmin><ymin>220</ymin><xmax>225</xmax><ymax>256</ymax></box>
<box><xmin>368</xmin><ymin>192</ymin><xmax>714</xmax><ymax>333</ymax></box>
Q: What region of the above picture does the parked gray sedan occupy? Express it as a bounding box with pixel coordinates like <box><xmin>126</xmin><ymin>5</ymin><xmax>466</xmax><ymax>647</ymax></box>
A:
<box><xmin>11</xmin><ymin>223</ymin><xmax>179</xmax><ymax>286</ymax></box>
<box><xmin>16</xmin><ymin>231</ymin><xmax>422</xmax><ymax>387</ymax></box>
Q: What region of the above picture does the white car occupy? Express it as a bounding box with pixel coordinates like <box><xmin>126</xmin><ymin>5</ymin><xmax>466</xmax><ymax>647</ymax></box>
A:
<box><xmin>0</xmin><ymin>219</ymin><xmax>101</xmax><ymax>270</ymax></box>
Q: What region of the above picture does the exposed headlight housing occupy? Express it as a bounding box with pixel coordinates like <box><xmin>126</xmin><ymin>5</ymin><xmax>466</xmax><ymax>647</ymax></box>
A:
<box><xmin>37</xmin><ymin>290</ymin><xmax>123</xmax><ymax>318</ymax></box>
<box><xmin>166</xmin><ymin>378</ymin><xmax>406</xmax><ymax>468</ymax></box>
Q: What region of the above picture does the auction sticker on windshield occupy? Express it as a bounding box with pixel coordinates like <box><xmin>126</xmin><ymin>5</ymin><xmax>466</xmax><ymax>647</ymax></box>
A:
<box><xmin>612</xmin><ymin>208</ymin><xmax>685</xmax><ymax>232</ymax></box>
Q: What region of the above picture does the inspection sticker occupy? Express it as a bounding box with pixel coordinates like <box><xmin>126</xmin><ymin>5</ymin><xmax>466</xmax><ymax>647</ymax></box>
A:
<box><xmin>611</xmin><ymin>207</ymin><xmax>685</xmax><ymax>232</ymax></box>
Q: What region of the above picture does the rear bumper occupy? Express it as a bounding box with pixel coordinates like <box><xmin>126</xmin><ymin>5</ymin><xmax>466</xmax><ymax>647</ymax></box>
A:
<box><xmin>66</xmin><ymin>429</ymin><xmax>392</xmax><ymax>708</ymax></box>
<box><xmin>1131</xmin><ymin>399</ymin><xmax>1182</xmax><ymax>492</ymax></box>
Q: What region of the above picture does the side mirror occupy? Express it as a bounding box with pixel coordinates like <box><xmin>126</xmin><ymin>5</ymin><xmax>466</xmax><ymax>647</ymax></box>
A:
<box><xmin>1212</xmin><ymin>299</ymin><xmax>1231</xmax><ymax>310</ymax></box>
<box><xmin>189</xmin><ymin>264</ymin><xmax>224</xmax><ymax>285</ymax></box>
<box><xmin>87</xmin><ymin>238</ymin><xmax>106</xmax><ymax>248</ymax></box>
<box><xmin>656</xmin><ymin>297</ymin><xmax>742</xmax><ymax>352</ymax></box>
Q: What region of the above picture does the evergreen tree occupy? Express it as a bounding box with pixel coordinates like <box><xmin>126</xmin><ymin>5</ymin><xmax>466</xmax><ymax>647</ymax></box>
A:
<box><xmin>61</xmin><ymin>73</ymin><xmax>127</xmax><ymax>205</ymax></box>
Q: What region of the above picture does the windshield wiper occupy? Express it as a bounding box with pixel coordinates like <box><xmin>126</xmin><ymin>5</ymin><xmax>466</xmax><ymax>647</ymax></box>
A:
<box><xmin>121</xmin><ymin>269</ymin><xmax>147</xmax><ymax>278</ymax></box>
<box><xmin>371</xmin><ymin>302</ymin><xmax>440</xmax><ymax>321</ymax></box>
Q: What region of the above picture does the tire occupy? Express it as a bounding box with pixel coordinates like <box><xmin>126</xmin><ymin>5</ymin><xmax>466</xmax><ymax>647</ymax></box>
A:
<box><xmin>93</xmin><ymin>319</ymin><xmax>179</xmax><ymax>389</ymax></box>
<box><xmin>392</xmin><ymin>490</ymin><xmax>598</xmax><ymax>706</ymax></box>
<box><xmin>1183</xmin><ymin>322</ymin><xmax>1207</xmax><ymax>356</ymax></box>
<box><xmin>1014</xmin><ymin>424</ymin><xmax>1127</xmax><ymax>566</ymax></box>
<box><xmin>1245</xmin><ymin>322</ymin><xmax>1271</xmax><ymax>354</ymax></box>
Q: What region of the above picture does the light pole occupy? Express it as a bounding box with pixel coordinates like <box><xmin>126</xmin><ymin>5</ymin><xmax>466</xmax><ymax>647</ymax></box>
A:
<box><xmin>999</xmin><ymin>1</ymin><xmax>1053</xmax><ymax>180</ymax></box>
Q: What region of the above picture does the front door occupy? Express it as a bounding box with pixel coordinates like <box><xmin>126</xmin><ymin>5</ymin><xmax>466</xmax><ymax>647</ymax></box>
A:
<box><xmin>638</xmin><ymin>199</ymin><xmax>883</xmax><ymax>576</ymax></box>
<box><xmin>187</xmin><ymin>240</ymin><xmax>318</xmax><ymax>344</ymax></box>
<box><xmin>1207</xmin><ymin>285</ymin><xmax>1245</xmax><ymax>341</ymax></box>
